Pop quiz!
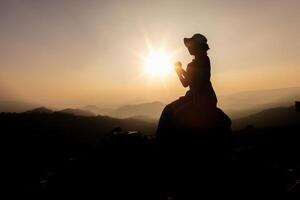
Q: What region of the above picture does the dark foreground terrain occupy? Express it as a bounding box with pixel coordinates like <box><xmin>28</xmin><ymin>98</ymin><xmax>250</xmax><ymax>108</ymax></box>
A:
<box><xmin>1</xmin><ymin>112</ymin><xmax>300</xmax><ymax>199</ymax></box>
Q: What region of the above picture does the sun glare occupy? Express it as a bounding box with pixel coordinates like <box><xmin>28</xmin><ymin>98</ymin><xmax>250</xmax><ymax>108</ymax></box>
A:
<box><xmin>144</xmin><ymin>51</ymin><xmax>172</xmax><ymax>78</ymax></box>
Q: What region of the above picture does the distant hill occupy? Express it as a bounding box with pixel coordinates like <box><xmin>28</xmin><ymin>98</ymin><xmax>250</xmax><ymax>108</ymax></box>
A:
<box><xmin>24</xmin><ymin>107</ymin><xmax>53</xmax><ymax>114</ymax></box>
<box><xmin>219</xmin><ymin>87</ymin><xmax>300</xmax><ymax>119</ymax></box>
<box><xmin>82</xmin><ymin>105</ymin><xmax>113</xmax><ymax>115</ymax></box>
<box><xmin>232</xmin><ymin>106</ymin><xmax>300</xmax><ymax>130</ymax></box>
<box><xmin>0</xmin><ymin>101</ymin><xmax>37</xmax><ymax>113</ymax></box>
<box><xmin>127</xmin><ymin>115</ymin><xmax>158</xmax><ymax>123</ymax></box>
<box><xmin>109</xmin><ymin>101</ymin><xmax>165</xmax><ymax>119</ymax></box>
<box><xmin>58</xmin><ymin>108</ymin><xmax>95</xmax><ymax>117</ymax></box>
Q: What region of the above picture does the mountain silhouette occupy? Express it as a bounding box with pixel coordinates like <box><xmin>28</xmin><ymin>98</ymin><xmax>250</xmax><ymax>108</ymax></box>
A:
<box><xmin>1</xmin><ymin>87</ymin><xmax>298</xmax><ymax>117</ymax></box>
<box><xmin>81</xmin><ymin>105</ymin><xmax>113</xmax><ymax>115</ymax></box>
<box><xmin>126</xmin><ymin>115</ymin><xmax>158</xmax><ymax>123</ymax></box>
<box><xmin>24</xmin><ymin>107</ymin><xmax>54</xmax><ymax>114</ymax></box>
<box><xmin>219</xmin><ymin>87</ymin><xmax>300</xmax><ymax>119</ymax></box>
<box><xmin>109</xmin><ymin>101</ymin><xmax>165</xmax><ymax>119</ymax></box>
<box><xmin>232</xmin><ymin>106</ymin><xmax>300</xmax><ymax>130</ymax></box>
<box><xmin>58</xmin><ymin>108</ymin><xmax>95</xmax><ymax>117</ymax></box>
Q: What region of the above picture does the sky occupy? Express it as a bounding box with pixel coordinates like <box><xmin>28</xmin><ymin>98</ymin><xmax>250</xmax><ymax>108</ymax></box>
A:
<box><xmin>0</xmin><ymin>0</ymin><xmax>299</xmax><ymax>108</ymax></box>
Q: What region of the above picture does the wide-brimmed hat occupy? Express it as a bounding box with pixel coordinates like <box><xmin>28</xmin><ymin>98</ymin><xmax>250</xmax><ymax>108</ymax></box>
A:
<box><xmin>184</xmin><ymin>33</ymin><xmax>209</xmax><ymax>49</ymax></box>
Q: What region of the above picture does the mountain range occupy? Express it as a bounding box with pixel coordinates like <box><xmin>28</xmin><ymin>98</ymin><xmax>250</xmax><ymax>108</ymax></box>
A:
<box><xmin>23</xmin><ymin>107</ymin><xmax>96</xmax><ymax>117</ymax></box>
<box><xmin>58</xmin><ymin>108</ymin><xmax>95</xmax><ymax>116</ymax></box>
<box><xmin>1</xmin><ymin>87</ymin><xmax>299</xmax><ymax>121</ymax></box>
<box><xmin>218</xmin><ymin>87</ymin><xmax>300</xmax><ymax>119</ymax></box>
<box><xmin>108</xmin><ymin>101</ymin><xmax>165</xmax><ymax>119</ymax></box>
<box><xmin>81</xmin><ymin>105</ymin><xmax>113</xmax><ymax>115</ymax></box>
<box><xmin>11</xmin><ymin>105</ymin><xmax>300</xmax><ymax>132</ymax></box>
<box><xmin>232</xmin><ymin>106</ymin><xmax>300</xmax><ymax>130</ymax></box>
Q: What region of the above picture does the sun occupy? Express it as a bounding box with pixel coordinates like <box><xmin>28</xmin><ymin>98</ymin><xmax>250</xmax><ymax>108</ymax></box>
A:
<box><xmin>144</xmin><ymin>50</ymin><xmax>172</xmax><ymax>78</ymax></box>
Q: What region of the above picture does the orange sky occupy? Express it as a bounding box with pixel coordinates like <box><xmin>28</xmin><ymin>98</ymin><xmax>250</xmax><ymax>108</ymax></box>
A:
<box><xmin>0</xmin><ymin>0</ymin><xmax>299</xmax><ymax>108</ymax></box>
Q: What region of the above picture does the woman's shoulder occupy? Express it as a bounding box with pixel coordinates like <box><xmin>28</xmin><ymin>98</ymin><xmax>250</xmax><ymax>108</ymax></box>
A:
<box><xmin>188</xmin><ymin>57</ymin><xmax>210</xmax><ymax>67</ymax></box>
<box><xmin>186</xmin><ymin>62</ymin><xmax>195</xmax><ymax>72</ymax></box>
<box><xmin>199</xmin><ymin>56</ymin><xmax>210</xmax><ymax>64</ymax></box>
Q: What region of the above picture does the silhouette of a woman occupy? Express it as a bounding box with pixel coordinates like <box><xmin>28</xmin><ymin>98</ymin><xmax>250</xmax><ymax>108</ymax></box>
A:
<box><xmin>175</xmin><ymin>34</ymin><xmax>217</xmax><ymax>109</ymax></box>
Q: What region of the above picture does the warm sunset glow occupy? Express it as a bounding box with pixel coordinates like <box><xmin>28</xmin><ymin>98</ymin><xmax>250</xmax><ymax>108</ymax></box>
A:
<box><xmin>144</xmin><ymin>51</ymin><xmax>172</xmax><ymax>78</ymax></box>
<box><xmin>0</xmin><ymin>1</ymin><xmax>299</xmax><ymax>107</ymax></box>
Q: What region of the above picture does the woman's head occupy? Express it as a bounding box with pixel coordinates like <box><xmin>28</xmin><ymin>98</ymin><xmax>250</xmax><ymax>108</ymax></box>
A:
<box><xmin>184</xmin><ymin>34</ymin><xmax>209</xmax><ymax>55</ymax></box>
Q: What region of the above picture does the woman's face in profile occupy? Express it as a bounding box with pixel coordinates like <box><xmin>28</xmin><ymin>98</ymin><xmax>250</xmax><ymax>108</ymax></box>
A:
<box><xmin>187</xmin><ymin>44</ymin><xmax>206</xmax><ymax>56</ymax></box>
<box><xmin>187</xmin><ymin>45</ymin><xmax>199</xmax><ymax>56</ymax></box>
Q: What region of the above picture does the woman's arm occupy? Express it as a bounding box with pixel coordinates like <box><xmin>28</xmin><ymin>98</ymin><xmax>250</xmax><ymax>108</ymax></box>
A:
<box><xmin>175</xmin><ymin>62</ymin><xmax>189</xmax><ymax>87</ymax></box>
<box><xmin>178</xmin><ymin>68</ymin><xmax>189</xmax><ymax>87</ymax></box>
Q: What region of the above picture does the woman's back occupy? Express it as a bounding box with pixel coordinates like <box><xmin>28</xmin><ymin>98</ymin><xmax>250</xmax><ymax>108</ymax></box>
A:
<box><xmin>187</xmin><ymin>56</ymin><xmax>211</xmax><ymax>92</ymax></box>
<box><xmin>186</xmin><ymin>55</ymin><xmax>217</xmax><ymax>108</ymax></box>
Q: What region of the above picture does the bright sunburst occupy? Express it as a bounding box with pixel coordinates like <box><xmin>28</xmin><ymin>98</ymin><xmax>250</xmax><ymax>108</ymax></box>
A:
<box><xmin>144</xmin><ymin>50</ymin><xmax>172</xmax><ymax>77</ymax></box>
<box><xmin>133</xmin><ymin>34</ymin><xmax>180</xmax><ymax>82</ymax></box>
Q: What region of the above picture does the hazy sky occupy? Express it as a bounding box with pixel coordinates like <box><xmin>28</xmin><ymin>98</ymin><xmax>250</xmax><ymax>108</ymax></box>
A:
<box><xmin>0</xmin><ymin>0</ymin><xmax>299</xmax><ymax>108</ymax></box>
